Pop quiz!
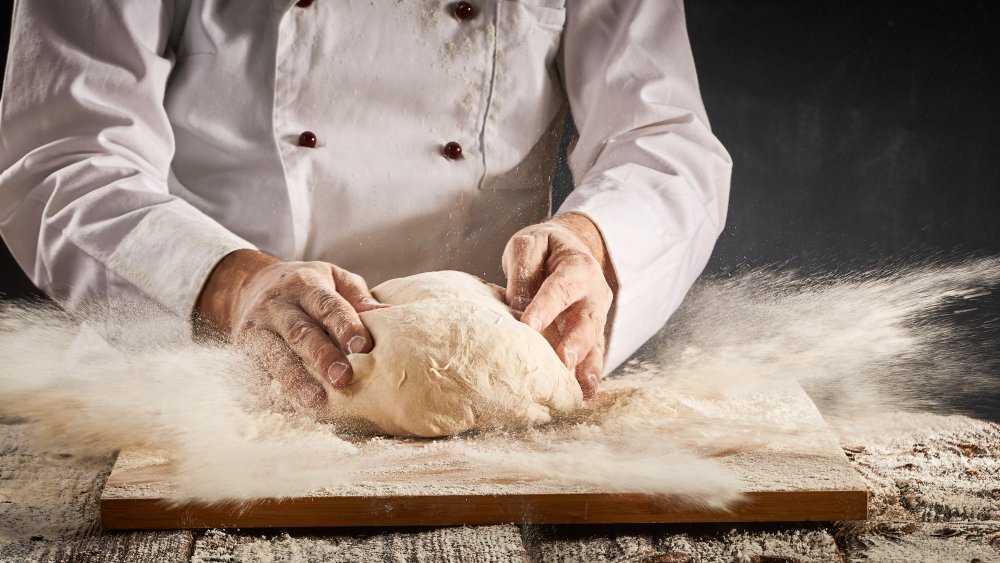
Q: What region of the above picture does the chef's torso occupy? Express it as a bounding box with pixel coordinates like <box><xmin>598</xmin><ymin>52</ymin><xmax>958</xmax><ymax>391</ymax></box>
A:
<box><xmin>165</xmin><ymin>0</ymin><xmax>568</xmax><ymax>286</ymax></box>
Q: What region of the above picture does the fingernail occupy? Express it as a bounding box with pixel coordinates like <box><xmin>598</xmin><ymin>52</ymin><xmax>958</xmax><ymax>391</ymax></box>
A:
<box><xmin>327</xmin><ymin>361</ymin><xmax>351</xmax><ymax>387</ymax></box>
<box><xmin>511</xmin><ymin>296</ymin><xmax>531</xmax><ymax>311</ymax></box>
<box><xmin>347</xmin><ymin>335</ymin><xmax>367</xmax><ymax>354</ymax></box>
<box><xmin>297</xmin><ymin>383</ymin><xmax>325</xmax><ymax>408</ymax></box>
<box><xmin>565</xmin><ymin>350</ymin><xmax>578</xmax><ymax>370</ymax></box>
<box><xmin>528</xmin><ymin>318</ymin><xmax>542</xmax><ymax>332</ymax></box>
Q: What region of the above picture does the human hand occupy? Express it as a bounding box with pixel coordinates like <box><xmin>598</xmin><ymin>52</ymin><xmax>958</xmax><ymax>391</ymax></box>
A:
<box><xmin>194</xmin><ymin>250</ymin><xmax>382</xmax><ymax>408</ymax></box>
<box><xmin>502</xmin><ymin>213</ymin><xmax>617</xmax><ymax>398</ymax></box>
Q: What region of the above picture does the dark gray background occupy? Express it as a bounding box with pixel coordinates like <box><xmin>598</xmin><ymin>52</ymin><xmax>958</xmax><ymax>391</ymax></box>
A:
<box><xmin>1</xmin><ymin>3</ymin><xmax>998</xmax><ymax>417</ymax></box>
<box><xmin>691</xmin><ymin>1</ymin><xmax>1000</xmax><ymax>271</ymax></box>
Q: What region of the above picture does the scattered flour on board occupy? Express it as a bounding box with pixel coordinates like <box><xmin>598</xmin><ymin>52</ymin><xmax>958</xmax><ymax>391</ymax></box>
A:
<box><xmin>0</xmin><ymin>258</ymin><xmax>997</xmax><ymax>521</ymax></box>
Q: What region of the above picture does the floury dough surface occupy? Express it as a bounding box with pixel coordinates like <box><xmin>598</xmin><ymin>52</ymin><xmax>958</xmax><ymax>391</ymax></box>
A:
<box><xmin>316</xmin><ymin>271</ymin><xmax>583</xmax><ymax>437</ymax></box>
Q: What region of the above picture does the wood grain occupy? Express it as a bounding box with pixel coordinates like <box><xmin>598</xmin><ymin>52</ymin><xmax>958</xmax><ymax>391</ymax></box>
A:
<box><xmin>191</xmin><ymin>526</ymin><xmax>530</xmax><ymax>562</ymax></box>
<box><xmin>102</xmin><ymin>490</ymin><xmax>867</xmax><ymax>530</ymax></box>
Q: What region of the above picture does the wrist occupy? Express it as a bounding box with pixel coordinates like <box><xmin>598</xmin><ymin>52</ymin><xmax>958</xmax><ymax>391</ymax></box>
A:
<box><xmin>194</xmin><ymin>249</ymin><xmax>279</xmax><ymax>338</ymax></box>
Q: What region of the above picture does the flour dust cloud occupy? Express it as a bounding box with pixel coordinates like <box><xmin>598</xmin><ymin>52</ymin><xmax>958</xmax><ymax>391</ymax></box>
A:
<box><xmin>0</xmin><ymin>256</ymin><xmax>996</xmax><ymax>506</ymax></box>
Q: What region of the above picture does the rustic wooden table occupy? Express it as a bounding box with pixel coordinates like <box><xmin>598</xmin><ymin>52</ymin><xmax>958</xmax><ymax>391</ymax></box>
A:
<box><xmin>2</xmin><ymin>413</ymin><xmax>998</xmax><ymax>562</ymax></box>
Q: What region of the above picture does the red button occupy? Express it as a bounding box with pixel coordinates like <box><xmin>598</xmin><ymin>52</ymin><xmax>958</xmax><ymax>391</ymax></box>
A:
<box><xmin>298</xmin><ymin>131</ymin><xmax>318</xmax><ymax>148</ymax></box>
<box><xmin>442</xmin><ymin>141</ymin><xmax>464</xmax><ymax>160</ymax></box>
<box><xmin>453</xmin><ymin>1</ymin><xmax>475</xmax><ymax>20</ymax></box>
<box><xmin>296</xmin><ymin>0</ymin><xmax>315</xmax><ymax>7</ymax></box>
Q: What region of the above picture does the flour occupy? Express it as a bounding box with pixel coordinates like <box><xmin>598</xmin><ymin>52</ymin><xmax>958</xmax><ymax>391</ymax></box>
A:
<box><xmin>0</xmin><ymin>299</ymin><xmax>741</xmax><ymax>506</ymax></box>
<box><xmin>648</xmin><ymin>257</ymin><xmax>1000</xmax><ymax>422</ymax></box>
<box><xmin>0</xmin><ymin>257</ymin><xmax>997</xmax><ymax>511</ymax></box>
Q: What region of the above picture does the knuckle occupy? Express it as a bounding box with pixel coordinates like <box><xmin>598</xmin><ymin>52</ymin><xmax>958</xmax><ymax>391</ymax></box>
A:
<box><xmin>305</xmin><ymin>344</ymin><xmax>337</xmax><ymax>370</ymax></box>
<box><xmin>578</xmin><ymin>253</ymin><xmax>603</xmax><ymax>276</ymax></box>
<box><xmin>554</xmin><ymin>252</ymin><xmax>599</xmax><ymax>281</ymax></box>
<box><xmin>328</xmin><ymin>316</ymin><xmax>358</xmax><ymax>342</ymax></box>
<box><xmin>585</xmin><ymin>305</ymin><xmax>607</xmax><ymax>325</ymax></box>
<box><xmin>297</xmin><ymin>267</ymin><xmax>323</xmax><ymax>285</ymax></box>
<box><xmin>562</xmin><ymin>252</ymin><xmax>589</xmax><ymax>268</ymax></box>
<box><xmin>294</xmin><ymin>336</ymin><xmax>339</xmax><ymax>372</ymax></box>
<box><xmin>345</xmin><ymin>271</ymin><xmax>366</xmax><ymax>288</ymax></box>
<box><xmin>507</xmin><ymin>233</ymin><xmax>538</xmax><ymax>256</ymax></box>
<box><xmin>331</xmin><ymin>268</ymin><xmax>369</xmax><ymax>296</ymax></box>
<box><xmin>284</xmin><ymin>267</ymin><xmax>305</xmax><ymax>281</ymax></box>
<box><xmin>344</xmin><ymin>284</ymin><xmax>371</xmax><ymax>304</ymax></box>
<box><xmin>252</xmin><ymin>288</ymin><xmax>282</xmax><ymax>310</ymax></box>
<box><xmin>313</xmin><ymin>291</ymin><xmax>344</xmax><ymax>318</ymax></box>
<box><xmin>548</xmin><ymin>278</ymin><xmax>575</xmax><ymax>304</ymax></box>
<box><xmin>285</xmin><ymin>320</ymin><xmax>315</xmax><ymax>346</ymax></box>
<box><xmin>280</xmin><ymin>270</ymin><xmax>307</xmax><ymax>289</ymax></box>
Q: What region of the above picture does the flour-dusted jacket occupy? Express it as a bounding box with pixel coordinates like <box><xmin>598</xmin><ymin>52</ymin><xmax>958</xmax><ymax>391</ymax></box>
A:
<box><xmin>0</xmin><ymin>0</ymin><xmax>731</xmax><ymax>372</ymax></box>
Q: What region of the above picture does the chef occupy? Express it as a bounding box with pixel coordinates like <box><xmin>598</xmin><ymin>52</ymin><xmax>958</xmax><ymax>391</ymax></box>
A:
<box><xmin>0</xmin><ymin>0</ymin><xmax>731</xmax><ymax>408</ymax></box>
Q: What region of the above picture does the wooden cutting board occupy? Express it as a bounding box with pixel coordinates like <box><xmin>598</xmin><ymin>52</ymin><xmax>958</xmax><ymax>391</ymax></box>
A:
<box><xmin>100</xmin><ymin>379</ymin><xmax>868</xmax><ymax>529</ymax></box>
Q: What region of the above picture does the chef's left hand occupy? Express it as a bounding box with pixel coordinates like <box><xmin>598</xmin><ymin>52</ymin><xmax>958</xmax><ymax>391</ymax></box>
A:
<box><xmin>502</xmin><ymin>213</ymin><xmax>618</xmax><ymax>398</ymax></box>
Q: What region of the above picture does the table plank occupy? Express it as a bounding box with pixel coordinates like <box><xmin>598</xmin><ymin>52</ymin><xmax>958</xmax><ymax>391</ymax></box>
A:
<box><xmin>520</xmin><ymin>523</ymin><xmax>844</xmax><ymax>563</ymax></box>
<box><xmin>0</xmin><ymin>422</ymin><xmax>192</xmax><ymax>563</ymax></box>
<box><xmin>190</xmin><ymin>526</ymin><xmax>528</xmax><ymax>563</ymax></box>
<box><xmin>100</xmin><ymin>380</ymin><xmax>868</xmax><ymax>529</ymax></box>
<box><xmin>101</xmin><ymin>490</ymin><xmax>867</xmax><ymax>530</ymax></box>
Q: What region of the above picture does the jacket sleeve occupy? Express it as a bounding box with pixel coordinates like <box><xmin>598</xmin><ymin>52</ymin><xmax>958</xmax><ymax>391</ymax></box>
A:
<box><xmin>0</xmin><ymin>0</ymin><xmax>254</xmax><ymax>322</ymax></box>
<box><xmin>556</xmin><ymin>0</ymin><xmax>733</xmax><ymax>373</ymax></box>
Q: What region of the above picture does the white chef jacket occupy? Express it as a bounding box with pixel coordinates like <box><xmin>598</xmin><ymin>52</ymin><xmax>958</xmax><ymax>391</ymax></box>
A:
<box><xmin>0</xmin><ymin>0</ymin><xmax>731</xmax><ymax>373</ymax></box>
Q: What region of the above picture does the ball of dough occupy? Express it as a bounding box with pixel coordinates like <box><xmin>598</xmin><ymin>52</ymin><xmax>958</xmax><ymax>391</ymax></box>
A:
<box><xmin>316</xmin><ymin>271</ymin><xmax>583</xmax><ymax>437</ymax></box>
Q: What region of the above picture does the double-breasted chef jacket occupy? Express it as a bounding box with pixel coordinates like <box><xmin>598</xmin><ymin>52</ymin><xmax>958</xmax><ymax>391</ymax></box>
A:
<box><xmin>0</xmin><ymin>0</ymin><xmax>731</xmax><ymax>373</ymax></box>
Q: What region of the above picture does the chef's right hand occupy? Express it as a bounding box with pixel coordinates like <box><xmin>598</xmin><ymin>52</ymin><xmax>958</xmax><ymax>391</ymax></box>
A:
<box><xmin>194</xmin><ymin>249</ymin><xmax>383</xmax><ymax>408</ymax></box>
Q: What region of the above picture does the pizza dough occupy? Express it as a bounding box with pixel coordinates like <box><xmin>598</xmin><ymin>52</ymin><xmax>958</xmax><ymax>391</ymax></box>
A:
<box><xmin>315</xmin><ymin>271</ymin><xmax>583</xmax><ymax>437</ymax></box>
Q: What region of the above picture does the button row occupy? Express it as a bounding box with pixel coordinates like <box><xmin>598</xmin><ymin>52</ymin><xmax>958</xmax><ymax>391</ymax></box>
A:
<box><xmin>296</xmin><ymin>0</ymin><xmax>477</xmax><ymax>21</ymax></box>
<box><xmin>293</xmin><ymin>2</ymin><xmax>473</xmax><ymax>160</ymax></box>
<box><xmin>297</xmin><ymin>131</ymin><xmax>465</xmax><ymax>161</ymax></box>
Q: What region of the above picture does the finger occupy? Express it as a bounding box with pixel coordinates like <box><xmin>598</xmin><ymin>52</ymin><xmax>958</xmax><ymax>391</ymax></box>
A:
<box><xmin>502</xmin><ymin>233</ymin><xmax>547</xmax><ymax>312</ymax></box>
<box><xmin>245</xmin><ymin>329</ymin><xmax>328</xmax><ymax>408</ymax></box>
<box><xmin>520</xmin><ymin>254</ymin><xmax>594</xmax><ymax>333</ymax></box>
<box><xmin>332</xmin><ymin>266</ymin><xmax>385</xmax><ymax>313</ymax></box>
<box><xmin>575</xmin><ymin>346</ymin><xmax>605</xmax><ymax>399</ymax></box>
<box><xmin>553</xmin><ymin>300</ymin><xmax>606</xmax><ymax>371</ymax></box>
<box><xmin>300</xmin><ymin>282</ymin><xmax>374</xmax><ymax>355</ymax></box>
<box><xmin>277</xmin><ymin>308</ymin><xmax>354</xmax><ymax>388</ymax></box>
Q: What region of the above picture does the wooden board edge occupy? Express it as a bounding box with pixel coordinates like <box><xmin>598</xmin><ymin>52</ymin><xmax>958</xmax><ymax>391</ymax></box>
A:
<box><xmin>100</xmin><ymin>489</ymin><xmax>868</xmax><ymax>530</ymax></box>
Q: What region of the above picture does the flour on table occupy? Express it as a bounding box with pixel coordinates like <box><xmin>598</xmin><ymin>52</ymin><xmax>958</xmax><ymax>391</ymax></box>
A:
<box><xmin>316</xmin><ymin>271</ymin><xmax>583</xmax><ymax>437</ymax></box>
